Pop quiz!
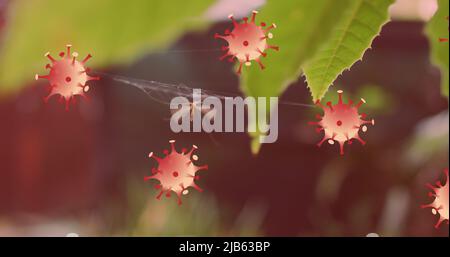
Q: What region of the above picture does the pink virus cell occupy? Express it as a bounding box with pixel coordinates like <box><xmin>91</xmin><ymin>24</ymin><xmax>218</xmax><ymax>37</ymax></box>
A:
<box><xmin>214</xmin><ymin>10</ymin><xmax>279</xmax><ymax>75</ymax></box>
<box><xmin>35</xmin><ymin>44</ymin><xmax>100</xmax><ymax>111</ymax></box>
<box><xmin>308</xmin><ymin>90</ymin><xmax>375</xmax><ymax>155</ymax></box>
<box><xmin>421</xmin><ymin>169</ymin><xmax>449</xmax><ymax>229</ymax></box>
<box><xmin>144</xmin><ymin>140</ymin><xmax>208</xmax><ymax>205</ymax></box>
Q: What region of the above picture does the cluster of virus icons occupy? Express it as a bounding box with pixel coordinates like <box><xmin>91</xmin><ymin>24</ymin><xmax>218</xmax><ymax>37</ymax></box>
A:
<box><xmin>33</xmin><ymin>11</ymin><xmax>448</xmax><ymax>229</ymax></box>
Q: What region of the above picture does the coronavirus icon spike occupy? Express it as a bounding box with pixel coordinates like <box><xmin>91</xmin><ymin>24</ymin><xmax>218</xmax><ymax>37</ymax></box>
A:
<box><xmin>215</xmin><ymin>10</ymin><xmax>279</xmax><ymax>75</ymax></box>
<box><xmin>35</xmin><ymin>44</ymin><xmax>100</xmax><ymax>111</ymax></box>
<box><xmin>144</xmin><ymin>140</ymin><xmax>208</xmax><ymax>205</ymax></box>
<box><xmin>309</xmin><ymin>90</ymin><xmax>375</xmax><ymax>155</ymax></box>
<box><xmin>422</xmin><ymin>169</ymin><xmax>449</xmax><ymax>229</ymax></box>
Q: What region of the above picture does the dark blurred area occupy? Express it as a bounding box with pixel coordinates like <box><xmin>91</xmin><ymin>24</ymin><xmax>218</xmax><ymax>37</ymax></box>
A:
<box><xmin>0</xmin><ymin>1</ymin><xmax>448</xmax><ymax>237</ymax></box>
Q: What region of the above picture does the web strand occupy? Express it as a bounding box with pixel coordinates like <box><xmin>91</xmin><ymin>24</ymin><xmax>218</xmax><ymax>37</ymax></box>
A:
<box><xmin>93</xmin><ymin>71</ymin><xmax>314</xmax><ymax>108</ymax></box>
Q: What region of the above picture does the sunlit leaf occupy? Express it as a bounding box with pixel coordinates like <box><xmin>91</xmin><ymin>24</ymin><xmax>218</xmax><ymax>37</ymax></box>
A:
<box><xmin>303</xmin><ymin>0</ymin><xmax>394</xmax><ymax>101</ymax></box>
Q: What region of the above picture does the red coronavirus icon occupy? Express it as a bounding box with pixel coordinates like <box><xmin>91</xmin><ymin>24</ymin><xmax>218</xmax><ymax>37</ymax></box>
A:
<box><xmin>421</xmin><ymin>169</ymin><xmax>449</xmax><ymax>229</ymax></box>
<box><xmin>215</xmin><ymin>10</ymin><xmax>279</xmax><ymax>75</ymax></box>
<box><xmin>309</xmin><ymin>90</ymin><xmax>375</xmax><ymax>155</ymax></box>
<box><xmin>144</xmin><ymin>140</ymin><xmax>208</xmax><ymax>205</ymax></box>
<box><xmin>35</xmin><ymin>44</ymin><xmax>100</xmax><ymax>110</ymax></box>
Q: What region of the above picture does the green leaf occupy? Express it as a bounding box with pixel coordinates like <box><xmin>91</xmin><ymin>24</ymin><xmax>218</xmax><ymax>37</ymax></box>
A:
<box><xmin>240</xmin><ymin>0</ymin><xmax>350</xmax><ymax>99</ymax></box>
<box><xmin>240</xmin><ymin>0</ymin><xmax>354</xmax><ymax>154</ymax></box>
<box><xmin>238</xmin><ymin>0</ymin><xmax>393</xmax><ymax>154</ymax></box>
<box><xmin>303</xmin><ymin>0</ymin><xmax>394</xmax><ymax>101</ymax></box>
<box><xmin>425</xmin><ymin>0</ymin><xmax>449</xmax><ymax>97</ymax></box>
<box><xmin>0</xmin><ymin>0</ymin><xmax>213</xmax><ymax>94</ymax></box>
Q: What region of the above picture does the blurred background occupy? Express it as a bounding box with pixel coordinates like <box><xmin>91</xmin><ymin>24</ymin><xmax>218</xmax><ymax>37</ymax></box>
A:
<box><xmin>0</xmin><ymin>0</ymin><xmax>448</xmax><ymax>237</ymax></box>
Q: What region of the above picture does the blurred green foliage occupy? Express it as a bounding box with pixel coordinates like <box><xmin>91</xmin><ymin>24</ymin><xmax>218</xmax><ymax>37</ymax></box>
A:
<box><xmin>125</xmin><ymin>177</ymin><xmax>263</xmax><ymax>236</ymax></box>
<box><xmin>0</xmin><ymin>0</ymin><xmax>213</xmax><ymax>93</ymax></box>
<box><xmin>240</xmin><ymin>0</ymin><xmax>394</xmax><ymax>153</ymax></box>
<box><xmin>425</xmin><ymin>0</ymin><xmax>449</xmax><ymax>97</ymax></box>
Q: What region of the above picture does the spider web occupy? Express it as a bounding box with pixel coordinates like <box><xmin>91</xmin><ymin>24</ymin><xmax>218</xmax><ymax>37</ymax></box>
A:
<box><xmin>93</xmin><ymin>71</ymin><xmax>314</xmax><ymax>108</ymax></box>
